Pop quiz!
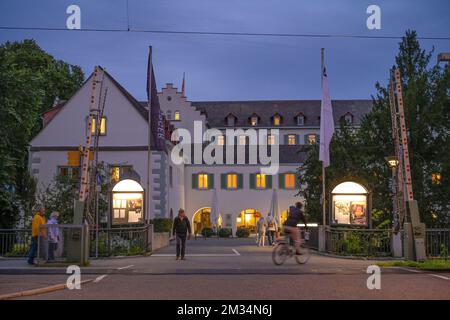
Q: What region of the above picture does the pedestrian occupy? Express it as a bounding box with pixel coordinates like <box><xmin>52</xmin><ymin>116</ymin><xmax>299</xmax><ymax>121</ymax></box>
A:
<box><xmin>256</xmin><ymin>217</ymin><xmax>267</xmax><ymax>247</ymax></box>
<box><xmin>27</xmin><ymin>207</ymin><xmax>47</xmax><ymax>265</ymax></box>
<box><xmin>266</xmin><ymin>212</ymin><xmax>278</xmax><ymax>246</ymax></box>
<box><xmin>47</xmin><ymin>212</ymin><xmax>60</xmax><ymax>262</ymax></box>
<box><xmin>172</xmin><ymin>209</ymin><xmax>192</xmax><ymax>260</ymax></box>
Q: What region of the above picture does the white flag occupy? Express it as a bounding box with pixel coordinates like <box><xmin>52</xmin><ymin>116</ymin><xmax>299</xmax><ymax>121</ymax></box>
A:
<box><xmin>319</xmin><ymin>67</ymin><xmax>335</xmax><ymax>167</ymax></box>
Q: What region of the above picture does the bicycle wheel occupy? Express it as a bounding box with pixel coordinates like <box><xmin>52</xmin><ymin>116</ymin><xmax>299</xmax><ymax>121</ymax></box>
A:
<box><xmin>272</xmin><ymin>243</ymin><xmax>289</xmax><ymax>266</ymax></box>
<box><xmin>294</xmin><ymin>244</ymin><xmax>310</xmax><ymax>264</ymax></box>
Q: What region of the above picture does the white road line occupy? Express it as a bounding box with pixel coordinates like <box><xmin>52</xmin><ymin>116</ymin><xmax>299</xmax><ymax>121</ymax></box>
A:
<box><xmin>232</xmin><ymin>249</ymin><xmax>241</xmax><ymax>256</ymax></box>
<box><xmin>429</xmin><ymin>274</ymin><xmax>450</xmax><ymax>280</ymax></box>
<box><xmin>93</xmin><ymin>275</ymin><xmax>107</xmax><ymax>283</ymax></box>
<box><xmin>152</xmin><ymin>254</ymin><xmax>238</xmax><ymax>257</ymax></box>
<box><xmin>117</xmin><ymin>265</ymin><xmax>134</xmax><ymax>270</ymax></box>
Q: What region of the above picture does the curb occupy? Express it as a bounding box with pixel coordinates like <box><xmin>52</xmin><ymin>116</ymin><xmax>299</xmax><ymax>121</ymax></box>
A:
<box><xmin>314</xmin><ymin>251</ymin><xmax>403</xmax><ymax>261</ymax></box>
<box><xmin>0</xmin><ymin>279</ymin><xmax>93</xmax><ymax>300</ymax></box>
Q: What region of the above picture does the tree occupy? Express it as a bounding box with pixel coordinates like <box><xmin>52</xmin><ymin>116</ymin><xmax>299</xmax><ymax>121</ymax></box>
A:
<box><xmin>0</xmin><ymin>39</ymin><xmax>84</xmax><ymax>228</ymax></box>
<box><xmin>298</xmin><ymin>30</ymin><xmax>450</xmax><ymax>227</ymax></box>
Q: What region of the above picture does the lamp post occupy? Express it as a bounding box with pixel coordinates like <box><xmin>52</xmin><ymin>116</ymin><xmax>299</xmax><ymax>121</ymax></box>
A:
<box><xmin>385</xmin><ymin>156</ymin><xmax>399</xmax><ymax>229</ymax></box>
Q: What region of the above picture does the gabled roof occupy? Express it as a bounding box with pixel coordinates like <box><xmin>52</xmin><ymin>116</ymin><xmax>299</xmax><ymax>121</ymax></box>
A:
<box><xmin>41</xmin><ymin>67</ymin><xmax>149</xmax><ymax>126</ymax></box>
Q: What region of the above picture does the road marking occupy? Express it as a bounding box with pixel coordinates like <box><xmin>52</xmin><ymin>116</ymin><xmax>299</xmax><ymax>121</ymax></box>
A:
<box><xmin>429</xmin><ymin>274</ymin><xmax>450</xmax><ymax>280</ymax></box>
<box><xmin>232</xmin><ymin>249</ymin><xmax>241</xmax><ymax>256</ymax></box>
<box><xmin>93</xmin><ymin>275</ymin><xmax>107</xmax><ymax>283</ymax></box>
<box><xmin>117</xmin><ymin>265</ymin><xmax>134</xmax><ymax>270</ymax></box>
<box><xmin>152</xmin><ymin>253</ymin><xmax>239</xmax><ymax>257</ymax></box>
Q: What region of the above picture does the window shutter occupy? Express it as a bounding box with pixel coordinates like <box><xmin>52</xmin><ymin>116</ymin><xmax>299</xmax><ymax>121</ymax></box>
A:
<box><xmin>295</xmin><ymin>173</ymin><xmax>301</xmax><ymax>189</ymax></box>
<box><xmin>221</xmin><ymin>174</ymin><xmax>227</xmax><ymax>189</ymax></box>
<box><xmin>208</xmin><ymin>174</ymin><xmax>214</xmax><ymax>189</ymax></box>
<box><xmin>249</xmin><ymin>174</ymin><xmax>255</xmax><ymax>189</ymax></box>
<box><xmin>278</xmin><ymin>173</ymin><xmax>285</xmax><ymax>189</ymax></box>
<box><xmin>238</xmin><ymin>174</ymin><xmax>243</xmax><ymax>189</ymax></box>
<box><xmin>192</xmin><ymin>174</ymin><xmax>198</xmax><ymax>189</ymax></box>
<box><xmin>267</xmin><ymin>175</ymin><xmax>272</xmax><ymax>189</ymax></box>
<box><xmin>316</xmin><ymin>134</ymin><xmax>320</xmax><ymax>144</ymax></box>
<box><xmin>297</xmin><ymin>134</ymin><xmax>301</xmax><ymax>145</ymax></box>
<box><xmin>284</xmin><ymin>135</ymin><xmax>288</xmax><ymax>145</ymax></box>
<box><xmin>304</xmin><ymin>134</ymin><xmax>309</xmax><ymax>145</ymax></box>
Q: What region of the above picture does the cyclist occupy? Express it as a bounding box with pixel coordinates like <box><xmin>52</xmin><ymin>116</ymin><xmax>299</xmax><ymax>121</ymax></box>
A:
<box><xmin>283</xmin><ymin>202</ymin><xmax>308</xmax><ymax>255</ymax></box>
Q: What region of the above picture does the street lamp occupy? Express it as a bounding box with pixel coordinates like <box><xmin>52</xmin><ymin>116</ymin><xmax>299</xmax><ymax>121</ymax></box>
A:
<box><xmin>385</xmin><ymin>156</ymin><xmax>400</xmax><ymax>233</ymax></box>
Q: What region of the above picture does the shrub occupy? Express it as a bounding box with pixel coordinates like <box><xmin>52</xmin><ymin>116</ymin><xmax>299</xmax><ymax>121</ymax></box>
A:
<box><xmin>218</xmin><ymin>228</ymin><xmax>232</xmax><ymax>238</ymax></box>
<box><xmin>150</xmin><ymin>218</ymin><xmax>173</xmax><ymax>233</ymax></box>
<box><xmin>236</xmin><ymin>227</ymin><xmax>250</xmax><ymax>238</ymax></box>
<box><xmin>201</xmin><ymin>227</ymin><xmax>215</xmax><ymax>238</ymax></box>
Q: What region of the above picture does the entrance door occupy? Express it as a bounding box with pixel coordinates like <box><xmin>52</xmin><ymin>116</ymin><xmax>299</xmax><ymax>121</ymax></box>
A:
<box><xmin>237</xmin><ymin>209</ymin><xmax>261</xmax><ymax>233</ymax></box>
<box><xmin>193</xmin><ymin>208</ymin><xmax>212</xmax><ymax>235</ymax></box>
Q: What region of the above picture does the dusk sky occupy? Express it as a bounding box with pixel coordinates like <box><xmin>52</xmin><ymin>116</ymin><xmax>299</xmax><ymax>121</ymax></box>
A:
<box><xmin>0</xmin><ymin>0</ymin><xmax>449</xmax><ymax>101</ymax></box>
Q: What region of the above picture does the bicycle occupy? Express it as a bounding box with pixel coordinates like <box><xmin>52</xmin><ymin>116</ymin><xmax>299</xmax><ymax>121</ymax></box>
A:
<box><xmin>272</xmin><ymin>229</ymin><xmax>310</xmax><ymax>265</ymax></box>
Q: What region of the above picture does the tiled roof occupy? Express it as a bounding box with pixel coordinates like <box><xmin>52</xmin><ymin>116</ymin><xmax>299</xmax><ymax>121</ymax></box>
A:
<box><xmin>191</xmin><ymin>99</ymin><xmax>373</xmax><ymax>127</ymax></box>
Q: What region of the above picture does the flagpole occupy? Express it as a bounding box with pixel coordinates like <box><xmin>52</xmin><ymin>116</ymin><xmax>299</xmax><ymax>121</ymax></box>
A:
<box><xmin>321</xmin><ymin>48</ymin><xmax>326</xmax><ymax>226</ymax></box>
<box><xmin>147</xmin><ymin>46</ymin><xmax>153</xmax><ymax>222</ymax></box>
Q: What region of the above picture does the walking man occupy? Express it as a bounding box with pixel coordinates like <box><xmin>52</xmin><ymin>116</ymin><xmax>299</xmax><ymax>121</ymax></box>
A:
<box><xmin>27</xmin><ymin>207</ymin><xmax>47</xmax><ymax>265</ymax></box>
<box><xmin>172</xmin><ymin>209</ymin><xmax>192</xmax><ymax>260</ymax></box>
<box><xmin>266</xmin><ymin>212</ymin><xmax>277</xmax><ymax>246</ymax></box>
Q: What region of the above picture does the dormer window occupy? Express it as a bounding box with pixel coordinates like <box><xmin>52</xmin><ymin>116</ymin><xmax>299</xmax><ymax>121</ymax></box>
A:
<box><xmin>250</xmin><ymin>114</ymin><xmax>259</xmax><ymax>126</ymax></box>
<box><xmin>174</xmin><ymin>110</ymin><xmax>181</xmax><ymax>121</ymax></box>
<box><xmin>226</xmin><ymin>113</ymin><xmax>237</xmax><ymax>127</ymax></box>
<box><xmin>344</xmin><ymin>112</ymin><xmax>353</xmax><ymax>125</ymax></box>
<box><xmin>296</xmin><ymin>114</ymin><xmax>305</xmax><ymax>126</ymax></box>
<box><xmin>273</xmin><ymin>114</ymin><xmax>281</xmax><ymax>126</ymax></box>
<box><xmin>166</xmin><ymin>110</ymin><xmax>172</xmax><ymax>120</ymax></box>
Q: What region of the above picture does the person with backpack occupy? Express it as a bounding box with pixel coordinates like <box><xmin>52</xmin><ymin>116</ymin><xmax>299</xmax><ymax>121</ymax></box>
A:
<box><xmin>172</xmin><ymin>209</ymin><xmax>192</xmax><ymax>260</ymax></box>
<box><xmin>266</xmin><ymin>212</ymin><xmax>278</xmax><ymax>246</ymax></box>
<box><xmin>284</xmin><ymin>202</ymin><xmax>308</xmax><ymax>255</ymax></box>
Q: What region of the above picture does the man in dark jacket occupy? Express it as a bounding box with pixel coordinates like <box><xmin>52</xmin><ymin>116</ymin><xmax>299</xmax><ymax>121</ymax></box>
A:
<box><xmin>172</xmin><ymin>209</ymin><xmax>192</xmax><ymax>260</ymax></box>
<box><xmin>284</xmin><ymin>202</ymin><xmax>308</xmax><ymax>255</ymax></box>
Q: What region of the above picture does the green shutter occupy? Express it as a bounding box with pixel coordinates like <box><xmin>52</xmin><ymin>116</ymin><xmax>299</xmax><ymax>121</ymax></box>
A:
<box><xmin>295</xmin><ymin>173</ymin><xmax>301</xmax><ymax>189</ymax></box>
<box><xmin>316</xmin><ymin>134</ymin><xmax>320</xmax><ymax>144</ymax></box>
<box><xmin>250</xmin><ymin>173</ymin><xmax>255</xmax><ymax>189</ymax></box>
<box><xmin>238</xmin><ymin>174</ymin><xmax>243</xmax><ymax>189</ymax></box>
<box><xmin>221</xmin><ymin>174</ymin><xmax>227</xmax><ymax>189</ymax></box>
<box><xmin>304</xmin><ymin>134</ymin><xmax>309</xmax><ymax>145</ymax></box>
<box><xmin>209</xmin><ymin>174</ymin><xmax>214</xmax><ymax>189</ymax></box>
<box><xmin>284</xmin><ymin>135</ymin><xmax>288</xmax><ymax>145</ymax></box>
<box><xmin>278</xmin><ymin>173</ymin><xmax>285</xmax><ymax>189</ymax></box>
<box><xmin>192</xmin><ymin>174</ymin><xmax>198</xmax><ymax>189</ymax></box>
<box><xmin>297</xmin><ymin>134</ymin><xmax>301</xmax><ymax>145</ymax></box>
<box><xmin>267</xmin><ymin>175</ymin><xmax>272</xmax><ymax>189</ymax></box>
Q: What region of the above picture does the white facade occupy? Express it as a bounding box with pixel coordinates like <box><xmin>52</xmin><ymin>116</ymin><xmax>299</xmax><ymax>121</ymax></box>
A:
<box><xmin>30</xmin><ymin>66</ymin><xmax>371</xmax><ymax>234</ymax></box>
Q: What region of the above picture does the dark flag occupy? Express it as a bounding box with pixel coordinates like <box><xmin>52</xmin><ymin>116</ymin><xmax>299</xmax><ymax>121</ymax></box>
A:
<box><xmin>147</xmin><ymin>46</ymin><xmax>166</xmax><ymax>152</ymax></box>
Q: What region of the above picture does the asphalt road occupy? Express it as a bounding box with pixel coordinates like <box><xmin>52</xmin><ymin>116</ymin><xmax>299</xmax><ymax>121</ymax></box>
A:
<box><xmin>1</xmin><ymin>238</ymin><xmax>449</xmax><ymax>300</ymax></box>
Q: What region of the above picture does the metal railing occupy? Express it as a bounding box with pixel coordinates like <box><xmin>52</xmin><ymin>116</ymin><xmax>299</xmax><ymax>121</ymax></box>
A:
<box><xmin>89</xmin><ymin>225</ymin><xmax>151</xmax><ymax>257</ymax></box>
<box><xmin>426</xmin><ymin>228</ymin><xmax>450</xmax><ymax>258</ymax></box>
<box><xmin>0</xmin><ymin>229</ymin><xmax>32</xmax><ymax>257</ymax></box>
<box><xmin>325</xmin><ymin>227</ymin><xmax>392</xmax><ymax>257</ymax></box>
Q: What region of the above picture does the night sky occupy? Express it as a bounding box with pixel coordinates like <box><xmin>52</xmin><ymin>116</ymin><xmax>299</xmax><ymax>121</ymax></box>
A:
<box><xmin>1</xmin><ymin>0</ymin><xmax>449</xmax><ymax>101</ymax></box>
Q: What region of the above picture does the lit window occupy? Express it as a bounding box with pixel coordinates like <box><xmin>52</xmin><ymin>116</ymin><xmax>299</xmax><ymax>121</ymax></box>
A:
<box><xmin>285</xmin><ymin>173</ymin><xmax>296</xmax><ymax>189</ymax></box>
<box><xmin>268</xmin><ymin>134</ymin><xmax>276</xmax><ymax>145</ymax></box>
<box><xmin>239</xmin><ymin>135</ymin><xmax>246</xmax><ymax>145</ymax></box>
<box><xmin>307</xmin><ymin>134</ymin><xmax>317</xmax><ymax>145</ymax></box>
<box><xmin>58</xmin><ymin>166</ymin><xmax>80</xmax><ymax>181</ymax></box>
<box><xmin>251</xmin><ymin>116</ymin><xmax>258</xmax><ymax>126</ymax></box>
<box><xmin>227</xmin><ymin>174</ymin><xmax>237</xmax><ymax>189</ymax></box>
<box><xmin>174</xmin><ymin>111</ymin><xmax>181</xmax><ymax>121</ymax></box>
<box><xmin>432</xmin><ymin>173</ymin><xmax>441</xmax><ymax>185</ymax></box>
<box><xmin>111</xmin><ymin>166</ymin><xmax>132</xmax><ymax>184</ymax></box>
<box><xmin>217</xmin><ymin>135</ymin><xmax>225</xmax><ymax>146</ymax></box>
<box><xmin>91</xmin><ymin>117</ymin><xmax>106</xmax><ymax>136</ymax></box>
<box><xmin>198</xmin><ymin>174</ymin><xmax>209</xmax><ymax>189</ymax></box>
<box><xmin>256</xmin><ymin>174</ymin><xmax>266</xmax><ymax>189</ymax></box>
<box><xmin>288</xmin><ymin>135</ymin><xmax>296</xmax><ymax>145</ymax></box>
<box><xmin>297</xmin><ymin>115</ymin><xmax>305</xmax><ymax>126</ymax></box>
<box><xmin>273</xmin><ymin>115</ymin><xmax>281</xmax><ymax>126</ymax></box>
